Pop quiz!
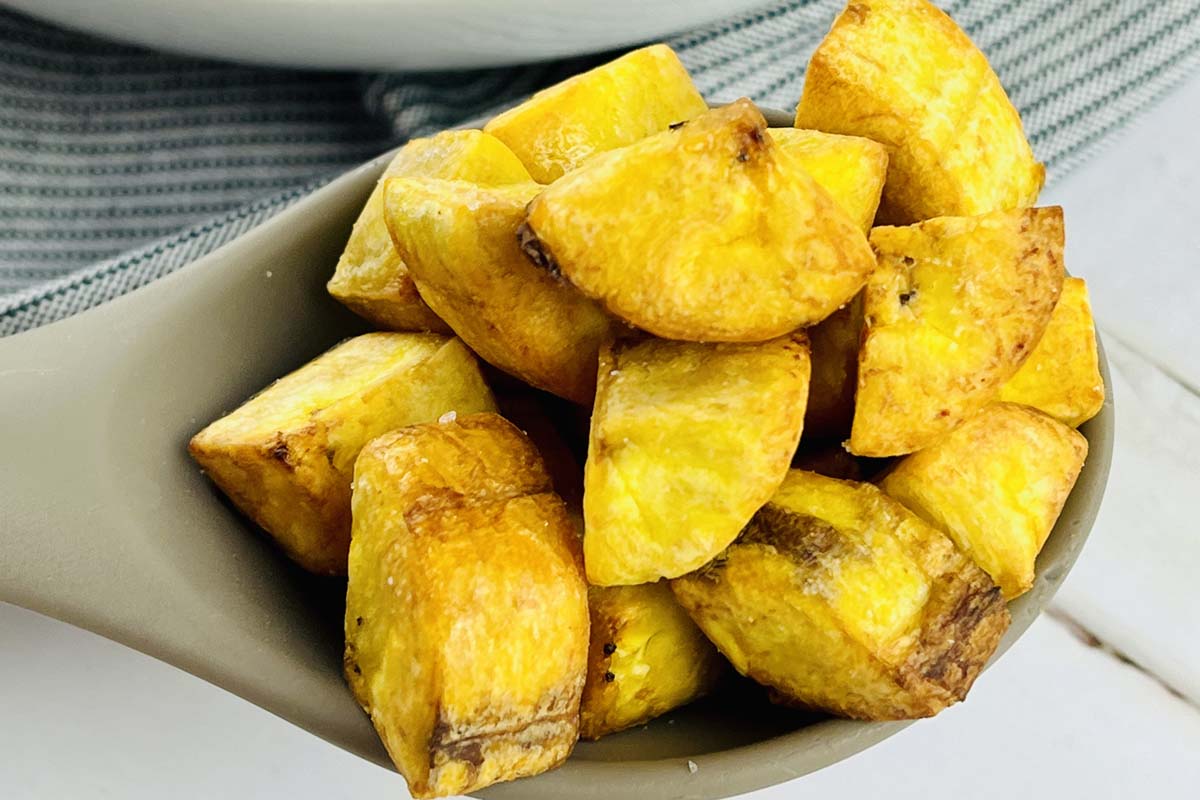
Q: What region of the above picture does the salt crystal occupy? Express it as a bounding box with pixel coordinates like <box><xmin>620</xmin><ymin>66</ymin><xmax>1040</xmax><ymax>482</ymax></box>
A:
<box><xmin>438</xmin><ymin>410</ymin><xmax>457</xmax><ymax>424</ymax></box>
<box><xmin>687</xmin><ymin>760</ymin><xmax>698</xmax><ymax>774</ymax></box>
<box><xmin>265</xmin><ymin>270</ymin><xmax>273</xmax><ymax>278</ymax></box>
<box><xmin>386</xmin><ymin>576</ymin><xmax>394</xmax><ymax>586</ymax></box>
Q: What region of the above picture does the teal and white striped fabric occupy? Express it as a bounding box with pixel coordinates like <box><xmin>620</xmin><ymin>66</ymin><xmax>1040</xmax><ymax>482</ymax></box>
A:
<box><xmin>2</xmin><ymin>0</ymin><xmax>1199</xmax><ymax>336</ymax></box>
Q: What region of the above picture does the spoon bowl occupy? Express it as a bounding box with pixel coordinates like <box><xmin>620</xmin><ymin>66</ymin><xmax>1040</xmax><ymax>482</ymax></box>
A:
<box><xmin>0</xmin><ymin>108</ymin><xmax>1113</xmax><ymax>800</ymax></box>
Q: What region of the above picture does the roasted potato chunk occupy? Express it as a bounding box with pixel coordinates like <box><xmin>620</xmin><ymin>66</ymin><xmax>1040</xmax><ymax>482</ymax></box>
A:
<box><xmin>804</xmin><ymin>292</ymin><xmax>862</xmax><ymax>443</ymax></box>
<box><xmin>344</xmin><ymin>413</ymin><xmax>588</xmax><ymax>798</ymax></box>
<box><xmin>383</xmin><ymin>178</ymin><xmax>612</xmax><ymax>403</ymax></box>
<box><xmin>582</xmin><ymin>581</ymin><xmax>725</xmax><ymax>739</ymax></box>
<box><xmin>189</xmin><ymin>333</ymin><xmax>496</xmax><ymax>574</ymax></box>
<box><xmin>584</xmin><ymin>333</ymin><xmax>810</xmax><ymax>585</ymax></box>
<box><xmin>850</xmin><ymin>207</ymin><xmax>1064</xmax><ymax>456</ymax></box>
<box><xmin>522</xmin><ymin>100</ymin><xmax>876</xmax><ymax>342</ymax></box>
<box><xmin>769</xmin><ymin>128</ymin><xmax>888</xmax><ymax>231</ymax></box>
<box><xmin>327</xmin><ymin>130</ymin><xmax>532</xmax><ymax>332</ymax></box>
<box><xmin>672</xmin><ymin>470</ymin><xmax>1010</xmax><ymax>720</ymax></box>
<box><xmin>484</xmin><ymin>44</ymin><xmax>707</xmax><ymax>183</ymax></box>
<box><xmin>795</xmin><ymin>0</ymin><xmax>1043</xmax><ymax>224</ymax></box>
<box><xmin>998</xmin><ymin>277</ymin><xmax>1105</xmax><ymax>427</ymax></box>
<box><xmin>880</xmin><ymin>402</ymin><xmax>1088</xmax><ymax>598</ymax></box>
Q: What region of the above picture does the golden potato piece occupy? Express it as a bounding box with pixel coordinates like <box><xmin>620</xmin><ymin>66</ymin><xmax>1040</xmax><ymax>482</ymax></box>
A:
<box><xmin>850</xmin><ymin>207</ymin><xmax>1064</xmax><ymax>456</ymax></box>
<box><xmin>671</xmin><ymin>470</ymin><xmax>1010</xmax><ymax>720</ymax></box>
<box><xmin>522</xmin><ymin>100</ymin><xmax>876</xmax><ymax>342</ymax></box>
<box><xmin>344</xmin><ymin>413</ymin><xmax>588</xmax><ymax>798</ymax></box>
<box><xmin>189</xmin><ymin>333</ymin><xmax>496</xmax><ymax>574</ymax></box>
<box><xmin>327</xmin><ymin>130</ymin><xmax>533</xmax><ymax>332</ymax></box>
<box><xmin>584</xmin><ymin>333</ymin><xmax>810</xmax><ymax>585</ymax></box>
<box><xmin>999</xmin><ymin>277</ymin><xmax>1105</xmax><ymax>427</ymax></box>
<box><xmin>769</xmin><ymin>128</ymin><xmax>888</xmax><ymax>231</ymax></box>
<box><xmin>795</xmin><ymin>0</ymin><xmax>1043</xmax><ymax>224</ymax></box>
<box><xmin>484</xmin><ymin>44</ymin><xmax>707</xmax><ymax>183</ymax></box>
<box><xmin>581</xmin><ymin>581</ymin><xmax>725</xmax><ymax>739</ymax></box>
<box><xmin>804</xmin><ymin>292</ymin><xmax>862</xmax><ymax>443</ymax></box>
<box><xmin>881</xmin><ymin>402</ymin><xmax>1088</xmax><ymax>599</ymax></box>
<box><xmin>383</xmin><ymin>178</ymin><xmax>612</xmax><ymax>403</ymax></box>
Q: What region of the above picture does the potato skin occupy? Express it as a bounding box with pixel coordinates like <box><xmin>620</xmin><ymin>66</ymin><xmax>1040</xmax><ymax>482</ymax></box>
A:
<box><xmin>672</xmin><ymin>470</ymin><xmax>1010</xmax><ymax>720</ymax></box>
<box><xmin>383</xmin><ymin>178</ymin><xmax>612</xmax><ymax>404</ymax></box>
<box><xmin>584</xmin><ymin>333</ymin><xmax>811</xmax><ymax>585</ymax></box>
<box><xmin>881</xmin><ymin>402</ymin><xmax>1088</xmax><ymax>598</ymax></box>
<box><xmin>581</xmin><ymin>581</ymin><xmax>726</xmax><ymax>739</ymax></box>
<box><xmin>327</xmin><ymin>130</ymin><xmax>533</xmax><ymax>332</ymax></box>
<box><xmin>850</xmin><ymin>206</ymin><xmax>1064</xmax><ymax>456</ymax></box>
<box><xmin>344</xmin><ymin>414</ymin><xmax>588</xmax><ymax>798</ymax></box>
<box><xmin>523</xmin><ymin>100</ymin><xmax>876</xmax><ymax>342</ymax></box>
<box><xmin>484</xmin><ymin>44</ymin><xmax>707</xmax><ymax>184</ymax></box>
<box><xmin>768</xmin><ymin>128</ymin><xmax>887</xmax><ymax>232</ymax></box>
<box><xmin>998</xmin><ymin>277</ymin><xmax>1105</xmax><ymax>427</ymax></box>
<box><xmin>188</xmin><ymin>333</ymin><xmax>496</xmax><ymax>574</ymax></box>
<box><xmin>795</xmin><ymin>0</ymin><xmax>1043</xmax><ymax>224</ymax></box>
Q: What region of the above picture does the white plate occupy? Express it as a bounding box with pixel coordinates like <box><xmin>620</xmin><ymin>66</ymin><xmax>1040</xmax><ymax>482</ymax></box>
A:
<box><xmin>5</xmin><ymin>0</ymin><xmax>765</xmax><ymax>70</ymax></box>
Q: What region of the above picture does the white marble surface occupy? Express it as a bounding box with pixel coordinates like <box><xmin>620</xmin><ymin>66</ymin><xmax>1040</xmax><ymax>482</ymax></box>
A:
<box><xmin>3</xmin><ymin>69</ymin><xmax>1199</xmax><ymax>800</ymax></box>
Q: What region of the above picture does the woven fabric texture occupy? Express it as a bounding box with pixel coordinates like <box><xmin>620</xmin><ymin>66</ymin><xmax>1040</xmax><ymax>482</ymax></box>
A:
<box><xmin>2</xmin><ymin>0</ymin><xmax>1198</xmax><ymax>336</ymax></box>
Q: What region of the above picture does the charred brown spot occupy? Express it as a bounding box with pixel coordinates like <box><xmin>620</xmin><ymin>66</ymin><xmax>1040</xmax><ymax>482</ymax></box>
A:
<box><xmin>898</xmin><ymin>290</ymin><xmax>916</xmax><ymax>306</ymax></box>
<box><xmin>356</xmin><ymin>616</ymin><xmax>363</xmax><ymax>627</ymax></box>
<box><xmin>919</xmin><ymin>582</ymin><xmax>1006</xmax><ymax>686</ymax></box>
<box><xmin>844</xmin><ymin>2</ymin><xmax>870</xmax><ymax>23</ymax></box>
<box><xmin>603</xmin><ymin>671</ymin><xmax>616</xmax><ymax>683</ymax></box>
<box><xmin>352</xmin><ymin>664</ymin><xmax>361</xmax><ymax>675</ymax></box>
<box><xmin>742</xmin><ymin>505</ymin><xmax>843</xmax><ymax>566</ymax></box>
<box><xmin>602</xmin><ymin>642</ymin><xmax>617</xmax><ymax>656</ymax></box>
<box><xmin>736</xmin><ymin>123</ymin><xmax>768</xmax><ymax>165</ymax></box>
<box><xmin>669</xmin><ymin>120</ymin><xmax>687</xmax><ymax>131</ymax></box>
<box><xmin>901</xmin><ymin>255</ymin><xmax>916</xmax><ymax>267</ymax></box>
<box><xmin>430</xmin><ymin>714</ymin><xmax>486</xmax><ymax>771</ymax></box>
<box><xmin>938</xmin><ymin>409</ymin><xmax>950</xmax><ymax>418</ymax></box>
<box><xmin>517</xmin><ymin>221</ymin><xmax>561</xmax><ymax>278</ymax></box>
<box><xmin>269</xmin><ymin>438</ymin><xmax>291</xmax><ymax>467</ymax></box>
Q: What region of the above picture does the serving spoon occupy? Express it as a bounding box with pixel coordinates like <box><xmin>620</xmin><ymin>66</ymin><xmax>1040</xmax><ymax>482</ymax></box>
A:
<box><xmin>0</xmin><ymin>108</ymin><xmax>1113</xmax><ymax>800</ymax></box>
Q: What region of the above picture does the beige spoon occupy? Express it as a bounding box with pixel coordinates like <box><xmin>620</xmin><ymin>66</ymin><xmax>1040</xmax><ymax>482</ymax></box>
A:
<box><xmin>0</xmin><ymin>109</ymin><xmax>1114</xmax><ymax>800</ymax></box>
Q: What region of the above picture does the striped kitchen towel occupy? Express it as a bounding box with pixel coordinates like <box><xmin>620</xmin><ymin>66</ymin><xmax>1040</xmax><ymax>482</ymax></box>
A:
<box><xmin>2</xmin><ymin>0</ymin><xmax>1199</xmax><ymax>336</ymax></box>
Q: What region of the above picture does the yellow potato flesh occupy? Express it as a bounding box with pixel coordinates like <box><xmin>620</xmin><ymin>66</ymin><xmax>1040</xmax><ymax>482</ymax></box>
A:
<box><xmin>484</xmin><ymin>44</ymin><xmax>707</xmax><ymax>183</ymax></box>
<box><xmin>795</xmin><ymin>0</ymin><xmax>1043</xmax><ymax>224</ymax></box>
<box><xmin>581</xmin><ymin>581</ymin><xmax>725</xmax><ymax>739</ymax></box>
<box><xmin>523</xmin><ymin>99</ymin><xmax>876</xmax><ymax>342</ymax></box>
<box><xmin>881</xmin><ymin>402</ymin><xmax>1088</xmax><ymax>598</ymax></box>
<box><xmin>584</xmin><ymin>333</ymin><xmax>810</xmax><ymax>585</ymax></box>
<box><xmin>769</xmin><ymin>128</ymin><xmax>887</xmax><ymax>232</ymax></box>
<box><xmin>850</xmin><ymin>206</ymin><xmax>1064</xmax><ymax>456</ymax></box>
<box><xmin>344</xmin><ymin>414</ymin><xmax>588</xmax><ymax>798</ymax></box>
<box><xmin>327</xmin><ymin>130</ymin><xmax>533</xmax><ymax>332</ymax></box>
<box><xmin>671</xmin><ymin>470</ymin><xmax>1009</xmax><ymax>720</ymax></box>
<box><xmin>382</xmin><ymin>177</ymin><xmax>612</xmax><ymax>404</ymax></box>
<box><xmin>999</xmin><ymin>277</ymin><xmax>1105</xmax><ymax>427</ymax></box>
<box><xmin>188</xmin><ymin>333</ymin><xmax>496</xmax><ymax>574</ymax></box>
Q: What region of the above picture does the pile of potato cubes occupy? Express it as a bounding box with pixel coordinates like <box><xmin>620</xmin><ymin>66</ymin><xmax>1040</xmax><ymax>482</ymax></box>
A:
<box><xmin>189</xmin><ymin>1</ymin><xmax>1105</xmax><ymax>796</ymax></box>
